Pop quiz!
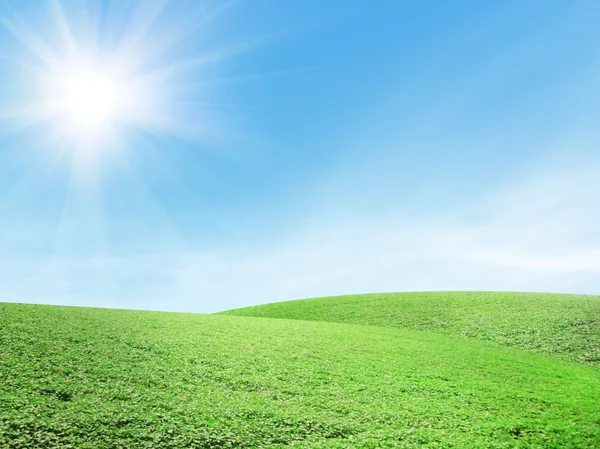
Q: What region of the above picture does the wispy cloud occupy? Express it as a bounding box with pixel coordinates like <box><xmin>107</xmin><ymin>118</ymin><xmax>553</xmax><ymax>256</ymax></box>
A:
<box><xmin>3</xmin><ymin>158</ymin><xmax>598</xmax><ymax>312</ymax></box>
<box><xmin>162</xmin><ymin>158</ymin><xmax>600</xmax><ymax>311</ymax></box>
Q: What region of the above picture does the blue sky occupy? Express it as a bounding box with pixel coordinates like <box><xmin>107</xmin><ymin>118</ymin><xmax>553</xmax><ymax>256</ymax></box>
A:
<box><xmin>0</xmin><ymin>0</ymin><xmax>599</xmax><ymax>312</ymax></box>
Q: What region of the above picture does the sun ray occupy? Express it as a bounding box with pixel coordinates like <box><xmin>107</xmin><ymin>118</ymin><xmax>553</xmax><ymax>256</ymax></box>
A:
<box><xmin>0</xmin><ymin>11</ymin><xmax>60</xmax><ymax>68</ymax></box>
<box><xmin>0</xmin><ymin>0</ymin><xmax>266</xmax><ymax>266</ymax></box>
<box><xmin>48</xmin><ymin>0</ymin><xmax>77</xmax><ymax>60</ymax></box>
<box><xmin>113</xmin><ymin>0</ymin><xmax>169</xmax><ymax>60</ymax></box>
<box><xmin>3</xmin><ymin>1</ymin><xmax>248</xmax><ymax>151</ymax></box>
<box><xmin>0</xmin><ymin>0</ymin><xmax>262</xmax><ymax>233</ymax></box>
<box><xmin>138</xmin><ymin>35</ymin><xmax>269</xmax><ymax>87</ymax></box>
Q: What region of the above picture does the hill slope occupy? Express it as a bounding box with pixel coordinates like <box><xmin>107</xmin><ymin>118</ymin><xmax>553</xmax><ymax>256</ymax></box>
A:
<box><xmin>2</xmin><ymin>302</ymin><xmax>600</xmax><ymax>448</ymax></box>
<box><xmin>220</xmin><ymin>291</ymin><xmax>600</xmax><ymax>365</ymax></box>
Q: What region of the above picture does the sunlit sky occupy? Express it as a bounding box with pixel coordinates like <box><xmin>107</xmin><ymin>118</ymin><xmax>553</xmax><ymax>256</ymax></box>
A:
<box><xmin>1</xmin><ymin>0</ymin><xmax>599</xmax><ymax>313</ymax></box>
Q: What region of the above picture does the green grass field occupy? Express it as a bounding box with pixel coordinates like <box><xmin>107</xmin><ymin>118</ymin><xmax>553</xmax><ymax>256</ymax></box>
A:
<box><xmin>222</xmin><ymin>291</ymin><xmax>600</xmax><ymax>366</ymax></box>
<box><xmin>2</xmin><ymin>293</ymin><xmax>600</xmax><ymax>448</ymax></box>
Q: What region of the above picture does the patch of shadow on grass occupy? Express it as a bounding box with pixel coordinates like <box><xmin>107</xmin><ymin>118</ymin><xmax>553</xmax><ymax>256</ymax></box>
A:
<box><xmin>39</xmin><ymin>388</ymin><xmax>73</xmax><ymax>402</ymax></box>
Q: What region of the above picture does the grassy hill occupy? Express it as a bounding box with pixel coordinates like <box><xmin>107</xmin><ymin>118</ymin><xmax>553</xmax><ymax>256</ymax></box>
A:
<box><xmin>2</xmin><ymin>302</ymin><xmax>600</xmax><ymax>448</ymax></box>
<box><xmin>221</xmin><ymin>291</ymin><xmax>600</xmax><ymax>366</ymax></box>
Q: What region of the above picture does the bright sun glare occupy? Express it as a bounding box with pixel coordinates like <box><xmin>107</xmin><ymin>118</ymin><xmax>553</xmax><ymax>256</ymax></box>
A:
<box><xmin>40</xmin><ymin>57</ymin><xmax>143</xmax><ymax>149</ymax></box>
<box><xmin>2</xmin><ymin>0</ymin><xmax>239</xmax><ymax>162</ymax></box>
<box><xmin>58</xmin><ymin>68</ymin><xmax>121</xmax><ymax>128</ymax></box>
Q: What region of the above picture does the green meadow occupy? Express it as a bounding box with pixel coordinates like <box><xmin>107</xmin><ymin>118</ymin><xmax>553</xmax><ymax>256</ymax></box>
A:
<box><xmin>1</xmin><ymin>292</ymin><xmax>600</xmax><ymax>448</ymax></box>
<box><xmin>222</xmin><ymin>291</ymin><xmax>600</xmax><ymax>366</ymax></box>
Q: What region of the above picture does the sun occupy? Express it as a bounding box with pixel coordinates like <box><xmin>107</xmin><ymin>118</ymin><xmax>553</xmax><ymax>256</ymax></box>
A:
<box><xmin>1</xmin><ymin>0</ymin><xmax>246</xmax><ymax>160</ymax></box>
<box><xmin>38</xmin><ymin>56</ymin><xmax>143</xmax><ymax>149</ymax></box>
<box><xmin>58</xmin><ymin>68</ymin><xmax>121</xmax><ymax>128</ymax></box>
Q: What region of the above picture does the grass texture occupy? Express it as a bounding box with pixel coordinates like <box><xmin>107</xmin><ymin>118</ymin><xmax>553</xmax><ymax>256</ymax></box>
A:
<box><xmin>1</xmin><ymin>301</ymin><xmax>600</xmax><ymax>448</ymax></box>
<box><xmin>221</xmin><ymin>291</ymin><xmax>600</xmax><ymax>366</ymax></box>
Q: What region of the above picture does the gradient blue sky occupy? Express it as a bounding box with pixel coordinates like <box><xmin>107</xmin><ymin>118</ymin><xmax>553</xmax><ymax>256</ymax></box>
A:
<box><xmin>1</xmin><ymin>0</ymin><xmax>599</xmax><ymax>312</ymax></box>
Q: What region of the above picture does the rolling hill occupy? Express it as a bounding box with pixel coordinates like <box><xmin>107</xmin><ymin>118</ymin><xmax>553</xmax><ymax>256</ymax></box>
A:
<box><xmin>1</xmin><ymin>300</ymin><xmax>600</xmax><ymax>448</ymax></box>
<box><xmin>221</xmin><ymin>291</ymin><xmax>600</xmax><ymax>366</ymax></box>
